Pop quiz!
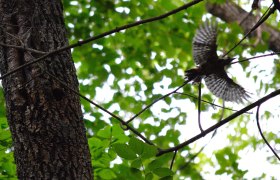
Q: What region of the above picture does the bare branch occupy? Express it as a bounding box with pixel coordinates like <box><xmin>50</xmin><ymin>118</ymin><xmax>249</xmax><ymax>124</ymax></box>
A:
<box><xmin>179</xmin><ymin>101</ymin><xmax>225</xmax><ymax>170</ymax></box>
<box><xmin>198</xmin><ymin>83</ymin><xmax>203</xmax><ymax>132</ymax></box>
<box><xmin>170</xmin><ymin>150</ymin><xmax>177</xmax><ymax>170</ymax></box>
<box><xmin>175</xmin><ymin>92</ymin><xmax>252</xmax><ymax>114</ymax></box>
<box><xmin>0</xmin><ymin>42</ymin><xmax>46</xmax><ymax>54</ymax></box>
<box><xmin>157</xmin><ymin>89</ymin><xmax>280</xmax><ymax>156</ymax></box>
<box><xmin>256</xmin><ymin>105</ymin><xmax>280</xmax><ymax>161</ymax></box>
<box><xmin>126</xmin><ymin>81</ymin><xmax>190</xmax><ymax>124</ymax></box>
<box><xmin>231</xmin><ymin>51</ymin><xmax>280</xmax><ymax>65</ymax></box>
<box><xmin>0</xmin><ymin>0</ymin><xmax>203</xmax><ymax>80</ymax></box>
<box><xmin>47</xmin><ymin>72</ymin><xmax>155</xmax><ymax>146</ymax></box>
<box><xmin>207</xmin><ymin>2</ymin><xmax>280</xmax><ymax>52</ymax></box>
<box><xmin>223</xmin><ymin>3</ymin><xmax>275</xmax><ymax>57</ymax></box>
<box><xmin>5</xmin><ymin>31</ymin><xmax>24</xmax><ymax>45</ymax></box>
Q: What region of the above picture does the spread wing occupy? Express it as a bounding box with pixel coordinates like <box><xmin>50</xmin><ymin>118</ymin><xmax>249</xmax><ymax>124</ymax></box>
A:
<box><xmin>192</xmin><ymin>22</ymin><xmax>219</xmax><ymax>65</ymax></box>
<box><xmin>204</xmin><ymin>73</ymin><xmax>250</xmax><ymax>103</ymax></box>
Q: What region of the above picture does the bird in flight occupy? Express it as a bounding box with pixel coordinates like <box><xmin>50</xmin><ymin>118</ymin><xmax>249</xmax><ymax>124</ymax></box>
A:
<box><xmin>185</xmin><ymin>22</ymin><xmax>249</xmax><ymax>103</ymax></box>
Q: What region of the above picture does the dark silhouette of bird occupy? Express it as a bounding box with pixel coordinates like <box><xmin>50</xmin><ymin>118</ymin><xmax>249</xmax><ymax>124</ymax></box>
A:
<box><xmin>185</xmin><ymin>22</ymin><xmax>249</xmax><ymax>103</ymax></box>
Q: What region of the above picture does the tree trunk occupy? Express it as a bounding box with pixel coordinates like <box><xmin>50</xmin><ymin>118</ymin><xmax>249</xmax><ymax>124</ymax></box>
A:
<box><xmin>0</xmin><ymin>0</ymin><xmax>93</xmax><ymax>179</ymax></box>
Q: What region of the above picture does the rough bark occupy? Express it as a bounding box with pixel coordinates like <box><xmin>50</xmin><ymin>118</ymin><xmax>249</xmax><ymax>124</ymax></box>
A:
<box><xmin>206</xmin><ymin>1</ymin><xmax>280</xmax><ymax>52</ymax></box>
<box><xmin>0</xmin><ymin>0</ymin><xmax>93</xmax><ymax>179</ymax></box>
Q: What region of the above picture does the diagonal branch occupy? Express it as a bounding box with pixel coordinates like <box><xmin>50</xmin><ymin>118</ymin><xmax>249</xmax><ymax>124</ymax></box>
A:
<box><xmin>175</xmin><ymin>92</ymin><xmax>252</xmax><ymax>114</ymax></box>
<box><xmin>0</xmin><ymin>42</ymin><xmax>46</xmax><ymax>54</ymax></box>
<box><xmin>126</xmin><ymin>81</ymin><xmax>190</xmax><ymax>124</ymax></box>
<box><xmin>0</xmin><ymin>0</ymin><xmax>203</xmax><ymax>80</ymax></box>
<box><xmin>157</xmin><ymin>89</ymin><xmax>280</xmax><ymax>156</ymax></box>
<box><xmin>47</xmin><ymin>72</ymin><xmax>155</xmax><ymax>146</ymax></box>
<box><xmin>231</xmin><ymin>51</ymin><xmax>280</xmax><ymax>65</ymax></box>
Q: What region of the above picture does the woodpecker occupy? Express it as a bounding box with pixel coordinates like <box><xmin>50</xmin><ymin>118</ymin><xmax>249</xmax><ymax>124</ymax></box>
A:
<box><xmin>185</xmin><ymin>22</ymin><xmax>249</xmax><ymax>103</ymax></box>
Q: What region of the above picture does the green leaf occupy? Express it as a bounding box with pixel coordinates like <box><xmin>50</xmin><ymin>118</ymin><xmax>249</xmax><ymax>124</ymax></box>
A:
<box><xmin>148</xmin><ymin>153</ymin><xmax>174</xmax><ymax>171</ymax></box>
<box><xmin>153</xmin><ymin>168</ymin><xmax>174</xmax><ymax>177</ymax></box>
<box><xmin>0</xmin><ymin>154</ymin><xmax>16</xmax><ymax>177</ymax></box>
<box><xmin>131</xmin><ymin>158</ymin><xmax>142</xmax><ymax>168</ymax></box>
<box><xmin>141</xmin><ymin>144</ymin><xmax>158</xmax><ymax>159</ymax></box>
<box><xmin>129</xmin><ymin>137</ymin><xmax>144</xmax><ymax>155</ymax></box>
<box><xmin>97</xmin><ymin>126</ymin><xmax>112</xmax><ymax>139</ymax></box>
<box><xmin>111</xmin><ymin>64</ymin><xmax>122</xmax><ymax>77</ymax></box>
<box><xmin>145</xmin><ymin>172</ymin><xmax>153</xmax><ymax>180</ymax></box>
<box><xmin>108</xmin><ymin>148</ymin><xmax>117</xmax><ymax>160</ymax></box>
<box><xmin>97</xmin><ymin>168</ymin><xmax>117</xmax><ymax>179</ymax></box>
<box><xmin>112</xmin><ymin>124</ymin><xmax>129</xmax><ymax>143</ymax></box>
<box><xmin>0</xmin><ymin>118</ymin><xmax>8</xmax><ymax>129</ymax></box>
<box><xmin>148</xmin><ymin>159</ymin><xmax>163</xmax><ymax>171</ymax></box>
<box><xmin>159</xmin><ymin>176</ymin><xmax>173</xmax><ymax>180</ymax></box>
<box><xmin>130</xmin><ymin>168</ymin><xmax>142</xmax><ymax>179</ymax></box>
<box><xmin>88</xmin><ymin>137</ymin><xmax>102</xmax><ymax>149</ymax></box>
<box><xmin>113</xmin><ymin>143</ymin><xmax>137</xmax><ymax>160</ymax></box>
<box><xmin>0</xmin><ymin>131</ymin><xmax>10</xmax><ymax>141</ymax></box>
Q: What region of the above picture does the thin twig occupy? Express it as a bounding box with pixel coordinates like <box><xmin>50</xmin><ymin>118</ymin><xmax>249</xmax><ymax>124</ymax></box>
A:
<box><xmin>5</xmin><ymin>31</ymin><xmax>24</xmax><ymax>45</ymax></box>
<box><xmin>0</xmin><ymin>42</ymin><xmax>46</xmax><ymax>54</ymax></box>
<box><xmin>179</xmin><ymin>101</ymin><xmax>225</xmax><ymax>170</ymax></box>
<box><xmin>231</xmin><ymin>52</ymin><xmax>280</xmax><ymax>65</ymax></box>
<box><xmin>170</xmin><ymin>150</ymin><xmax>177</xmax><ymax>170</ymax></box>
<box><xmin>198</xmin><ymin>83</ymin><xmax>203</xmax><ymax>132</ymax></box>
<box><xmin>175</xmin><ymin>92</ymin><xmax>252</xmax><ymax>114</ymax></box>
<box><xmin>47</xmin><ymin>72</ymin><xmax>155</xmax><ymax>146</ymax></box>
<box><xmin>0</xmin><ymin>0</ymin><xmax>204</xmax><ymax>80</ymax></box>
<box><xmin>256</xmin><ymin>105</ymin><xmax>280</xmax><ymax>161</ymax></box>
<box><xmin>157</xmin><ymin>89</ymin><xmax>280</xmax><ymax>156</ymax></box>
<box><xmin>126</xmin><ymin>81</ymin><xmax>190</xmax><ymax>124</ymax></box>
<box><xmin>223</xmin><ymin>3</ymin><xmax>275</xmax><ymax>57</ymax></box>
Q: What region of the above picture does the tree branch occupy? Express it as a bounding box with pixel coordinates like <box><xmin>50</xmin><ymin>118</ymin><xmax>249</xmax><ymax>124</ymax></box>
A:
<box><xmin>0</xmin><ymin>0</ymin><xmax>203</xmax><ymax>80</ymax></box>
<box><xmin>256</xmin><ymin>105</ymin><xmax>280</xmax><ymax>161</ymax></box>
<box><xmin>175</xmin><ymin>92</ymin><xmax>252</xmax><ymax>114</ymax></box>
<box><xmin>157</xmin><ymin>89</ymin><xmax>280</xmax><ymax>156</ymax></box>
<box><xmin>198</xmin><ymin>82</ymin><xmax>203</xmax><ymax>132</ymax></box>
<box><xmin>170</xmin><ymin>150</ymin><xmax>177</xmax><ymax>170</ymax></box>
<box><xmin>126</xmin><ymin>81</ymin><xmax>190</xmax><ymax>124</ymax></box>
<box><xmin>206</xmin><ymin>1</ymin><xmax>280</xmax><ymax>52</ymax></box>
<box><xmin>222</xmin><ymin>3</ymin><xmax>275</xmax><ymax>57</ymax></box>
<box><xmin>179</xmin><ymin>101</ymin><xmax>225</xmax><ymax>170</ymax></box>
<box><xmin>0</xmin><ymin>42</ymin><xmax>46</xmax><ymax>54</ymax></box>
<box><xmin>47</xmin><ymin>72</ymin><xmax>155</xmax><ymax>146</ymax></box>
<box><xmin>231</xmin><ymin>51</ymin><xmax>280</xmax><ymax>65</ymax></box>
